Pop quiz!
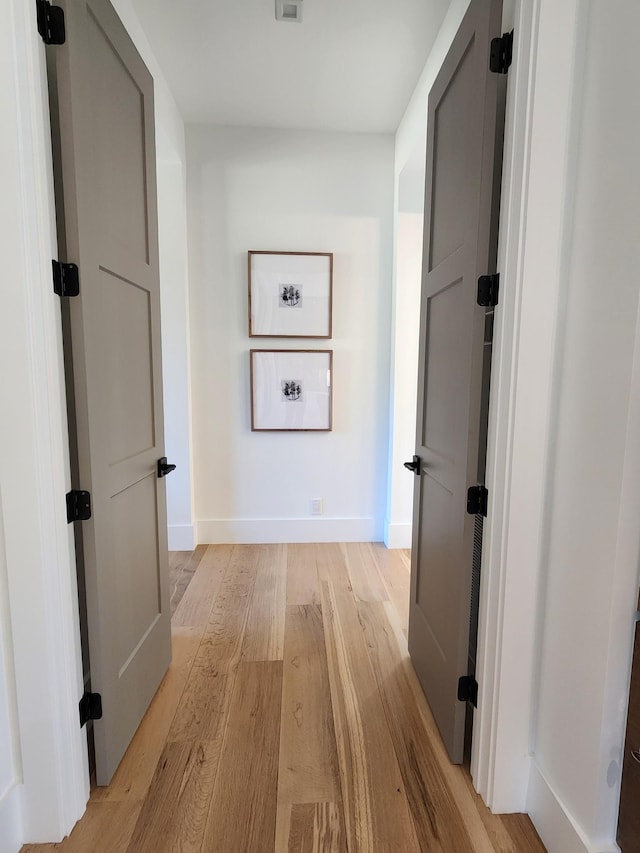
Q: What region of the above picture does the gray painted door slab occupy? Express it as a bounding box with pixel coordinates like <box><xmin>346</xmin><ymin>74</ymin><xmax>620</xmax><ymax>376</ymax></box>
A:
<box><xmin>408</xmin><ymin>0</ymin><xmax>503</xmax><ymax>763</ymax></box>
<box><xmin>49</xmin><ymin>0</ymin><xmax>171</xmax><ymax>784</ymax></box>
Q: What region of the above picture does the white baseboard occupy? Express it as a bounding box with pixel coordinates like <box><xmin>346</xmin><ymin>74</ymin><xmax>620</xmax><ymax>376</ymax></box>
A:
<box><xmin>167</xmin><ymin>524</ymin><xmax>196</xmax><ymax>551</ymax></box>
<box><xmin>527</xmin><ymin>763</ymin><xmax>620</xmax><ymax>853</ymax></box>
<box><xmin>195</xmin><ymin>517</ymin><xmax>380</xmax><ymax>545</ymax></box>
<box><xmin>384</xmin><ymin>522</ymin><xmax>412</xmax><ymax>549</ymax></box>
<box><xmin>0</xmin><ymin>785</ymin><xmax>22</xmax><ymax>853</ymax></box>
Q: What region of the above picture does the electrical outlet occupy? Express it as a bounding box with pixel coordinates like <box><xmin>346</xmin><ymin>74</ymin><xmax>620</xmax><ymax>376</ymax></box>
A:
<box><xmin>310</xmin><ymin>498</ymin><xmax>323</xmax><ymax>516</ymax></box>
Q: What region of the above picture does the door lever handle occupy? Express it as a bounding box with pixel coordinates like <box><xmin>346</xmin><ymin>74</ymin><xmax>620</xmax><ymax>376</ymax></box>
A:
<box><xmin>404</xmin><ymin>455</ymin><xmax>421</xmax><ymax>475</ymax></box>
<box><xmin>157</xmin><ymin>457</ymin><xmax>176</xmax><ymax>478</ymax></box>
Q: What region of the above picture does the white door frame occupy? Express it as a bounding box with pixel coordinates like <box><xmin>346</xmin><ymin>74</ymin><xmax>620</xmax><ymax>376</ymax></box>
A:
<box><xmin>471</xmin><ymin>0</ymin><xmax>586</xmax><ymax>812</ymax></box>
<box><xmin>2</xmin><ymin>0</ymin><xmax>88</xmax><ymax>843</ymax></box>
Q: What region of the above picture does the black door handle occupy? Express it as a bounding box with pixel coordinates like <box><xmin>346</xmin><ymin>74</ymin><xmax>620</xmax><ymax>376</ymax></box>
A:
<box><xmin>403</xmin><ymin>455</ymin><xmax>421</xmax><ymax>475</ymax></box>
<box><xmin>157</xmin><ymin>457</ymin><xmax>176</xmax><ymax>478</ymax></box>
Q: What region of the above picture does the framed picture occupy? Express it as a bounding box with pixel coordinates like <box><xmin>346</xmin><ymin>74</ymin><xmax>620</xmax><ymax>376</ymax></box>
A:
<box><xmin>248</xmin><ymin>251</ymin><xmax>333</xmax><ymax>338</ymax></box>
<box><xmin>250</xmin><ymin>349</ymin><xmax>333</xmax><ymax>431</ymax></box>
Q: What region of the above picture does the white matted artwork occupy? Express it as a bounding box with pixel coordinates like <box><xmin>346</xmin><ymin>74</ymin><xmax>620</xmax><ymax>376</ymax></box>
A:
<box><xmin>250</xmin><ymin>349</ymin><xmax>333</xmax><ymax>431</ymax></box>
<box><xmin>248</xmin><ymin>251</ymin><xmax>333</xmax><ymax>338</ymax></box>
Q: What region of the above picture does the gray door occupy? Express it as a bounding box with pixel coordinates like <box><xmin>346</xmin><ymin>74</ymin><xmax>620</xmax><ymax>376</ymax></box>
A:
<box><xmin>48</xmin><ymin>0</ymin><xmax>171</xmax><ymax>784</ymax></box>
<box><xmin>408</xmin><ymin>0</ymin><xmax>504</xmax><ymax>763</ymax></box>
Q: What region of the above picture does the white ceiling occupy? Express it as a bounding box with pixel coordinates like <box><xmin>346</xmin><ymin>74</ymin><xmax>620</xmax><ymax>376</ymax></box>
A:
<box><xmin>130</xmin><ymin>0</ymin><xmax>452</xmax><ymax>133</ymax></box>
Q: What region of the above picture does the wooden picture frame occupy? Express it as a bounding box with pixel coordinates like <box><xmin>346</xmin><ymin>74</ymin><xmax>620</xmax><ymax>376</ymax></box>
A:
<box><xmin>250</xmin><ymin>349</ymin><xmax>333</xmax><ymax>431</ymax></box>
<box><xmin>248</xmin><ymin>251</ymin><xmax>333</xmax><ymax>338</ymax></box>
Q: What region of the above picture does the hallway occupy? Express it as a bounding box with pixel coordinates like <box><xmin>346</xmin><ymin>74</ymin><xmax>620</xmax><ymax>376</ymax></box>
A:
<box><xmin>23</xmin><ymin>544</ymin><xmax>544</xmax><ymax>851</ymax></box>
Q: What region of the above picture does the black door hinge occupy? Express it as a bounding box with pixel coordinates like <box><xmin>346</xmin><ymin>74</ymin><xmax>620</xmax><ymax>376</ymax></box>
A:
<box><xmin>490</xmin><ymin>30</ymin><xmax>513</xmax><ymax>74</ymax></box>
<box><xmin>36</xmin><ymin>0</ymin><xmax>66</xmax><ymax>45</ymax></box>
<box><xmin>458</xmin><ymin>675</ymin><xmax>478</xmax><ymax>707</ymax></box>
<box><xmin>79</xmin><ymin>692</ymin><xmax>102</xmax><ymax>727</ymax></box>
<box><xmin>477</xmin><ymin>273</ymin><xmax>499</xmax><ymax>307</ymax></box>
<box><xmin>66</xmin><ymin>490</ymin><xmax>91</xmax><ymax>523</ymax></box>
<box><xmin>466</xmin><ymin>485</ymin><xmax>488</xmax><ymax>517</ymax></box>
<box><xmin>52</xmin><ymin>260</ymin><xmax>79</xmax><ymax>297</ymax></box>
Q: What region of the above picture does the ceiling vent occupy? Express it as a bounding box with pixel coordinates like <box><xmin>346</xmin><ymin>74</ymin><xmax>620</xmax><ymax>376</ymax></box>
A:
<box><xmin>275</xmin><ymin>0</ymin><xmax>303</xmax><ymax>22</ymax></box>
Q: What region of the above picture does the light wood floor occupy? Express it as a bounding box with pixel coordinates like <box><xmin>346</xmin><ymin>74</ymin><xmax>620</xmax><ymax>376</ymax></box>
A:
<box><xmin>168</xmin><ymin>549</ymin><xmax>205</xmax><ymax>616</ymax></box>
<box><xmin>23</xmin><ymin>543</ymin><xmax>545</xmax><ymax>852</ymax></box>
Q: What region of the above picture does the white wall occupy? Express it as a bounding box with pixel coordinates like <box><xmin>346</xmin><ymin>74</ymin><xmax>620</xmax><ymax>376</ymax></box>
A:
<box><xmin>528</xmin><ymin>1</ymin><xmax>640</xmax><ymax>849</ymax></box>
<box><xmin>186</xmin><ymin>126</ymin><xmax>394</xmax><ymax>543</ymax></box>
<box><xmin>157</xmin><ymin>143</ymin><xmax>195</xmax><ymax>550</ymax></box>
<box><xmin>385</xmin><ymin>200</ymin><xmax>422</xmax><ymax>548</ymax></box>
<box><xmin>385</xmin><ymin>0</ymin><xmax>470</xmax><ymax>548</ymax></box>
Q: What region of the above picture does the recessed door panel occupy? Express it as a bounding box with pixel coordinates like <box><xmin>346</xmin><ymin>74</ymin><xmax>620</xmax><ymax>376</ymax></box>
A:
<box><xmin>86</xmin><ymin>8</ymin><xmax>149</xmax><ymax>264</ymax></box>
<box><xmin>102</xmin><ymin>270</ymin><xmax>155</xmax><ymax>463</ymax></box>
<box><xmin>422</xmin><ymin>278</ymin><xmax>465</xmax><ymax>460</ymax></box>
<box><xmin>111</xmin><ymin>474</ymin><xmax>161</xmax><ymax>672</ymax></box>
<box><xmin>429</xmin><ymin>42</ymin><xmax>476</xmax><ymax>271</ymax></box>
<box><xmin>415</xmin><ymin>474</ymin><xmax>454</xmax><ymax>659</ymax></box>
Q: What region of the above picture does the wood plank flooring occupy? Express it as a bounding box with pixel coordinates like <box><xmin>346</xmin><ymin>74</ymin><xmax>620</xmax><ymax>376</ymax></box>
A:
<box><xmin>168</xmin><ymin>548</ymin><xmax>205</xmax><ymax>617</ymax></box>
<box><xmin>22</xmin><ymin>543</ymin><xmax>545</xmax><ymax>853</ymax></box>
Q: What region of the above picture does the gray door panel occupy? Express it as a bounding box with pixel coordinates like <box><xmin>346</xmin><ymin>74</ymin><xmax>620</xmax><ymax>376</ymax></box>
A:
<box><xmin>408</xmin><ymin>0</ymin><xmax>504</xmax><ymax>763</ymax></box>
<box><xmin>49</xmin><ymin>0</ymin><xmax>171</xmax><ymax>784</ymax></box>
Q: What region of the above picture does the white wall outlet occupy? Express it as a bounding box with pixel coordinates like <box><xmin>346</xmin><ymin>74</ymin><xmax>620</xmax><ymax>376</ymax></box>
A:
<box><xmin>310</xmin><ymin>498</ymin><xmax>323</xmax><ymax>516</ymax></box>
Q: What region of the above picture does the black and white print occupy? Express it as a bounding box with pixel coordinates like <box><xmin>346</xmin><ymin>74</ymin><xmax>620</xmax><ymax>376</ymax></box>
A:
<box><xmin>251</xmin><ymin>349</ymin><xmax>332</xmax><ymax>430</ymax></box>
<box><xmin>279</xmin><ymin>284</ymin><xmax>302</xmax><ymax>308</ymax></box>
<box><xmin>281</xmin><ymin>380</ymin><xmax>303</xmax><ymax>402</ymax></box>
